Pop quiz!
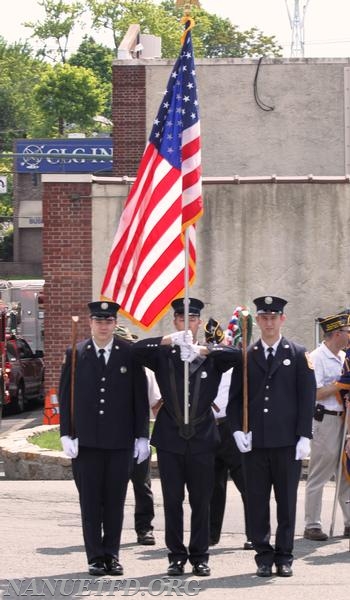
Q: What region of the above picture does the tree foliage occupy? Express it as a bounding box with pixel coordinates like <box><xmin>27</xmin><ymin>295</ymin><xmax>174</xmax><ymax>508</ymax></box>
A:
<box><xmin>33</xmin><ymin>63</ymin><xmax>105</xmax><ymax>135</ymax></box>
<box><xmin>85</xmin><ymin>0</ymin><xmax>282</xmax><ymax>58</ymax></box>
<box><xmin>69</xmin><ymin>36</ymin><xmax>114</xmax><ymax>117</ymax></box>
<box><xmin>0</xmin><ymin>38</ymin><xmax>45</xmax><ymax>151</ymax></box>
<box><xmin>24</xmin><ymin>0</ymin><xmax>85</xmax><ymax>63</ymax></box>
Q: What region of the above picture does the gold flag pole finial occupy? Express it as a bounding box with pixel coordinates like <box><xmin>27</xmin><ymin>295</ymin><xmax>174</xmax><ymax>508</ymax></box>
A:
<box><xmin>176</xmin><ymin>0</ymin><xmax>201</xmax><ymax>13</ymax></box>
<box><xmin>176</xmin><ymin>1</ymin><xmax>199</xmax><ymax>43</ymax></box>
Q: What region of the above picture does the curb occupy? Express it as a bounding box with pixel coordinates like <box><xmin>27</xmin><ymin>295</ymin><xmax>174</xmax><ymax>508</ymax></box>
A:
<box><xmin>0</xmin><ymin>425</ymin><xmax>159</xmax><ymax>480</ymax></box>
<box><xmin>0</xmin><ymin>425</ymin><xmax>73</xmax><ymax>480</ymax></box>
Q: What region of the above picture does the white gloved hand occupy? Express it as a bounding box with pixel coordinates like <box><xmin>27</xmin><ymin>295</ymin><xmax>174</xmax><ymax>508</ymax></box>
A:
<box><xmin>295</xmin><ymin>436</ymin><xmax>311</xmax><ymax>460</ymax></box>
<box><xmin>180</xmin><ymin>343</ymin><xmax>201</xmax><ymax>363</ymax></box>
<box><xmin>60</xmin><ymin>436</ymin><xmax>79</xmax><ymax>458</ymax></box>
<box><xmin>134</xmin><ymin>437</ymin><xmax>150</xmax><ymax>464</ymax></box>
<box><xmin>233</xmin><ymin>430</ymin><xmax>252</xmax><ymax>453</ymax></box>
<box><xmin>169</xmin><ymin>330</ymin><xmax>193</xmax><ymax>346</ymax></box>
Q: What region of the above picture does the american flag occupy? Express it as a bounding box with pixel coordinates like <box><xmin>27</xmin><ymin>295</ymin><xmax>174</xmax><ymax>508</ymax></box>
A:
<box><xmin>101</xmin><ymin>25</ymin><xmax>202</xmax><ymax>329</ymax></box>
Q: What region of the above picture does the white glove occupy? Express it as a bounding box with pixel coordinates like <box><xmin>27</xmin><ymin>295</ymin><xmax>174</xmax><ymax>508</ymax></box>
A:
<box><xmin>295</xmin><ymin>436</ymin><xmax>310</xmax><ymax>460</ymax></box>
<box><xmin>60</xmin><ymin>436</ymin><xmax>79</xmax><ymax>458</ymax></box>
<box><xmin>169</xmin><ymin>330</ymin><xmax>193</xmax><ymax>346</ymax></box>
<box><xmin>233</xmin><ymin>430</ymin><xmax>252</xmax><ymax>453</ymax></box>
<box><xmin>180</xmin><ymin>343</ymin><xmax>201</xmax><ymax>363</ymax></box>
<box><xmin>134</xmin><ymin>437</ymin><xmax>150</xmax><ymax>464</ymax></box>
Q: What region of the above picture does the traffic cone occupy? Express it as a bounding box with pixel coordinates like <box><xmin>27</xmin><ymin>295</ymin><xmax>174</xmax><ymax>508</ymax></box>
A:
<box><xmin>43</xmin><ymin>388</ymin><xmax>60</xmax><ymax>425</ymax></box>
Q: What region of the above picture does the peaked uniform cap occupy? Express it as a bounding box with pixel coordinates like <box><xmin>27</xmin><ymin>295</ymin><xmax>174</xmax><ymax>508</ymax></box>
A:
<box><xmin>253</xmin><ymin>296</ymin><xmax>287</xmax><ymax>314</ymax></box>
<box><xmin>88</xmin><ymin>301</ymin><xmax>120</xmax><ymax>318</ymax></box>
<box><xmin>171</xmin><ymin>297</ymin><xmax>204</xmax><ymax>316</ymax></box>
<box><xmin>318</xmin><ymin>312</ymin><xmax>350</xmax><ymax>333</ymax></box>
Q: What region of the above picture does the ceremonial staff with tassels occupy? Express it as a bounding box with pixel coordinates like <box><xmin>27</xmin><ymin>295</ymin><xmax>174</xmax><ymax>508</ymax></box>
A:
<box><xmin>70</xmin><ymin>315</ymin><xmax>79</xmax><ymax>439</ymax></box>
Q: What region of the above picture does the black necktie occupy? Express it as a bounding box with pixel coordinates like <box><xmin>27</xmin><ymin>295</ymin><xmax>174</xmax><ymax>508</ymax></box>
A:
<box><xmin>98</xmin><ymin>348</ymin><xmax>106</xmax><ymax>371</ymax></box>
<box><xmin>266</xmin><ymin>347</ymin><xmax>274</xmax><ymax>371</ymax></box>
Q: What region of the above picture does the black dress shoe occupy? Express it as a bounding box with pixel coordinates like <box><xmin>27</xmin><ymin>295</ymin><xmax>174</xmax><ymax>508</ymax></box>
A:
<box><xmin>105</xmin><ymin>556</ymin><xmax>124</xmax><ymax>576</ymax></box>
<box><xmin>137</xmin><ymin>530</ymin><xmax>156</xmax><ymax>545</ymax></box>
<box><xmin>276</xmin><ymin>565</ymin><xmax>293</xmax><ymax>577</ymax></box>
<box><xmin>167</xmin><ymin>561</ymin><xmax>185</xmax><ymax>576</ymax></box>
<box><xmin>243</xmin><ymin>540</ymin><xmax>254</xmax><ymax>550</ymax></box>
<box><xmin>88</xmin><ymin>560</ymin><xmax>106</xmax><ymax>576</ymax></box>
<box><xmin>256</xmin><ymin>565</ymin><xmax>273</xmax><ymax>577</ymax></box>
<box><xmin>192</xmin><ymin>562</ymin><xmax>211</xmax><ymax>576</ymax></box>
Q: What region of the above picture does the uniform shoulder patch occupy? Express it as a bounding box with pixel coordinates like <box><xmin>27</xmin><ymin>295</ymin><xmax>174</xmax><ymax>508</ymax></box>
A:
<box><xmin>305</xmin><ymin>352</ymin><xmax>314</xmax><ymax>370</ymax></box>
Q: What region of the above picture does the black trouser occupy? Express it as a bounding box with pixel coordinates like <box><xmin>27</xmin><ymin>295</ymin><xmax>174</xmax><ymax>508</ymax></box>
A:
<box><xmin>157</xmin><ymin>448</ymin><xmax>215</xmax><ymax>565</ymax></box>
<box><xmin>131</xmin><ymin>456</ymin><xmax>154</xmax><ymax>534</ymax></box>
<box><xmin>242</xmin><ymin>446</ymin><xmax>301</xmax><ymax>567</ymax></box>
<box><xmin>72</xmin><ymin>446</ymin><xmax>133</xmax><ymax>562</ymax></box>
<box><xmin>210</xmin><ymin>419</ymin><xmax>250</xmax><ymax>542</ymax></box>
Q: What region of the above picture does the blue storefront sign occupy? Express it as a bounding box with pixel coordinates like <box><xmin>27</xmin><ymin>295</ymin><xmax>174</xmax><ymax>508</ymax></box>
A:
<box><xmin>15</xmin><ymin>138</ymin><xmax>113</xmax><ymax>173</ymax></box>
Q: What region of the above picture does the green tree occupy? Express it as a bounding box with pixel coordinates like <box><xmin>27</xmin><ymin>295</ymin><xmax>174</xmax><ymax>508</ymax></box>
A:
<box><xmin>160</xmin><ymin>1</ymin><xmax>282</xmax><ymax>57</ymax></box>
<box><xmin>33</xmin><ymin>63</ymin><xmax>105</xmax><ymax>135</ymax></box>
<box><xmin>0</xmin><ymin>225</ymin><xmax>14</xmax><ymax>262</ymax></box>
<box><xmin>0</xmin><ymin>38</ymin><xmax>45</xmax><ymax>151</ymax></box>
<box><xmin>87</xmin><ymin>0</ymin><xmax>281</xmax><ymax>58</ymax></box>
<box><xmin>87</xmin><ymin>0</ymin><xmax>184</xmax><ymax>57</ymax></box>
<box><xmin>0</xmin><ymin>159</ymin><xmax>13</xmax><ymax>262</ymax></box>
<box><xmin>69</xmin><ymin>36</ymin><xmax>114</xmax><ymax>118</ymax></box>
<box><xmin>24</xmin><ymin>0</ymin><xmax>85</xmax><ymax>63</ymax></box>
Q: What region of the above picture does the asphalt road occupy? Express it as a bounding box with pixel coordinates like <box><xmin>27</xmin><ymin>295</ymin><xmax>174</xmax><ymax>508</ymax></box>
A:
<box><xmin>1</xmin><ymin>409</ymin><xmax>350</xmax><ymax>599</ymax></box>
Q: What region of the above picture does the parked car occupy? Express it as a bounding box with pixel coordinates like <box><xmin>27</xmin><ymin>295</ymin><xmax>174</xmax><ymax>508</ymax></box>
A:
<box><xmin>3</xmin><ymin>336</ymin><xmax>45</xmax><ymax>414</ymax></box>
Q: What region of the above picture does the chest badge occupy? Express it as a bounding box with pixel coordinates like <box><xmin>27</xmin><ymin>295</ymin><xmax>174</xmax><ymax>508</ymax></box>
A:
<box><xmin>200</xmin><ymin>371</ymin><xmax>208</xmax><ymax>379</ymax></box>
<box><xmin>283</xmin><ymin>358</ymin><xmax>291</xmax><ymax>366</ymax></box>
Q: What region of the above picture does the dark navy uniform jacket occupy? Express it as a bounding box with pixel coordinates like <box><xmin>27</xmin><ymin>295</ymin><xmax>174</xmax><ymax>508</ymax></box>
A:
<box><xmin>228</xmin><ymin>337</ymin><xmax>316</xmax><ymax>447</ymax></box>
<box><xmin>59</xmin><ymin>335</ymin><xmax>149</xmax><ymax>449</ymax></box>
<box><xmin>133</xmin><ymin>337</ymin><xmax>242</xmax><ymax>455</ymax></box>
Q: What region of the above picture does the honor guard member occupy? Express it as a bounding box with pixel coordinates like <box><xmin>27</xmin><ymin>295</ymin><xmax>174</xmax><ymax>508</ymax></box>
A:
<box><xmin>133</xmin><ymin>297</ymin><xmax>242</xmax><ymax>578</ymax></box>
<box><xmin>59</xmin><ymin>301</ymin><xmax>150</xmax><ymax>577</ymax></box>
<box><xmin>304</xmin><ymin>312</ymin><xmax>350</xmax><ymax>541</ymax></box>
<box><xmin>115</xmin><ymin>324</ymin><xmax>160</xmax><ymax>546</ymax></box>
<box><xmin>228</xmin><ymin>296</ymin><xmax>316</xmax><ymax>578</ymax></box>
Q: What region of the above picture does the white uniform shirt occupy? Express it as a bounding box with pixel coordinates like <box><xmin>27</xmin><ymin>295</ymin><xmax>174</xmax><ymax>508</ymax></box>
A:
<box><xmin>92</xmin><ymin>338</ymin><xmax>113</xmax><ymax>364</ymax></box>
<box><xmin>211</xmin><ymin>368</ymin><xmax>233</xmax><ymax>419</ymax></box>
<box><xmin>145</xmin><ymin>367</ymin><xmax>161</xmax><ymax>408</ymax></box>
<box><xmin>310</xmin><ymin>341</ymin><xmax>345</xmax><ymax>411</ymax></box>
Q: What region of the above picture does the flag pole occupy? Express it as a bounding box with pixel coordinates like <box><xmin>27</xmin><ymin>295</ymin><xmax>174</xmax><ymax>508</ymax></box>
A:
<box><xmin>329</xmin><ymin>404</ymin><xmax>349</xmax><ymax>536</ymax></box>
<box><xmin>183</xmin><ymin>227</ymin><xmax>190</xmax><ymax>425</ymax></box>
<box><xmin>179</xmin><ymin>2</ymin><xmax>195</xmax><ymax>427</ymax></box>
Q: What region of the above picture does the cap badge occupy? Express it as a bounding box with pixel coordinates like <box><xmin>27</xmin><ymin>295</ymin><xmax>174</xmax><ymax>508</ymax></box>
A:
<box><xmin>264</xmin><ymin>296</ymin><xmax>273</xmax><ymax>304</ymax></box>
<box><xmin>101</xmin><ymin>302</ymin><xmax>109</xmax><ymax>310</ymax></box>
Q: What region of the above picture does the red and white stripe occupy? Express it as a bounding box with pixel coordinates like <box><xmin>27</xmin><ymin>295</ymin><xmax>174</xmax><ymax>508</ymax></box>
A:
<box><xmin>101</xmin><ymin>121</ymin><xmax>201</xmax><ymax>330</ymax></box>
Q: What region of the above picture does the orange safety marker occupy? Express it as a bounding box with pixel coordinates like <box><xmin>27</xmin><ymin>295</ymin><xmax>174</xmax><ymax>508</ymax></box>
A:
<box><xmin>43</xmin><ymin>388</ymin><xmax>60</xmax><ymax>425</ymax></box>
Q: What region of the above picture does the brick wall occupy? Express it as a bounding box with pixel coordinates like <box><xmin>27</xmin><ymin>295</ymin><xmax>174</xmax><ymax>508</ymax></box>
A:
<box><xmin>112</xmin><ymin>64</ymin><xmax>146</xmax><ymax>176</ymax></box>
<box><xmin>42</xmin><ymin>180</ymin><xmax>92</xmax><ymax>391</ymax></box>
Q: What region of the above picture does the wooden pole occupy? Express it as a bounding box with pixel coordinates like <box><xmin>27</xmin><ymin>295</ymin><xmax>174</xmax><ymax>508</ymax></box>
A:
<box><xmin>241</xmin><ymin>311</ymin><xmax>249</xmax><ymax>433</ymax></box>
<box><xmin>329</xmin><ymin>404</ymin><xmax>349</xmax><ymax>537</ymax></box>
<box><xmin>70</xmin><ymin>316</ymin><xmax>79</xmax><ymax>438</ymax></box>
